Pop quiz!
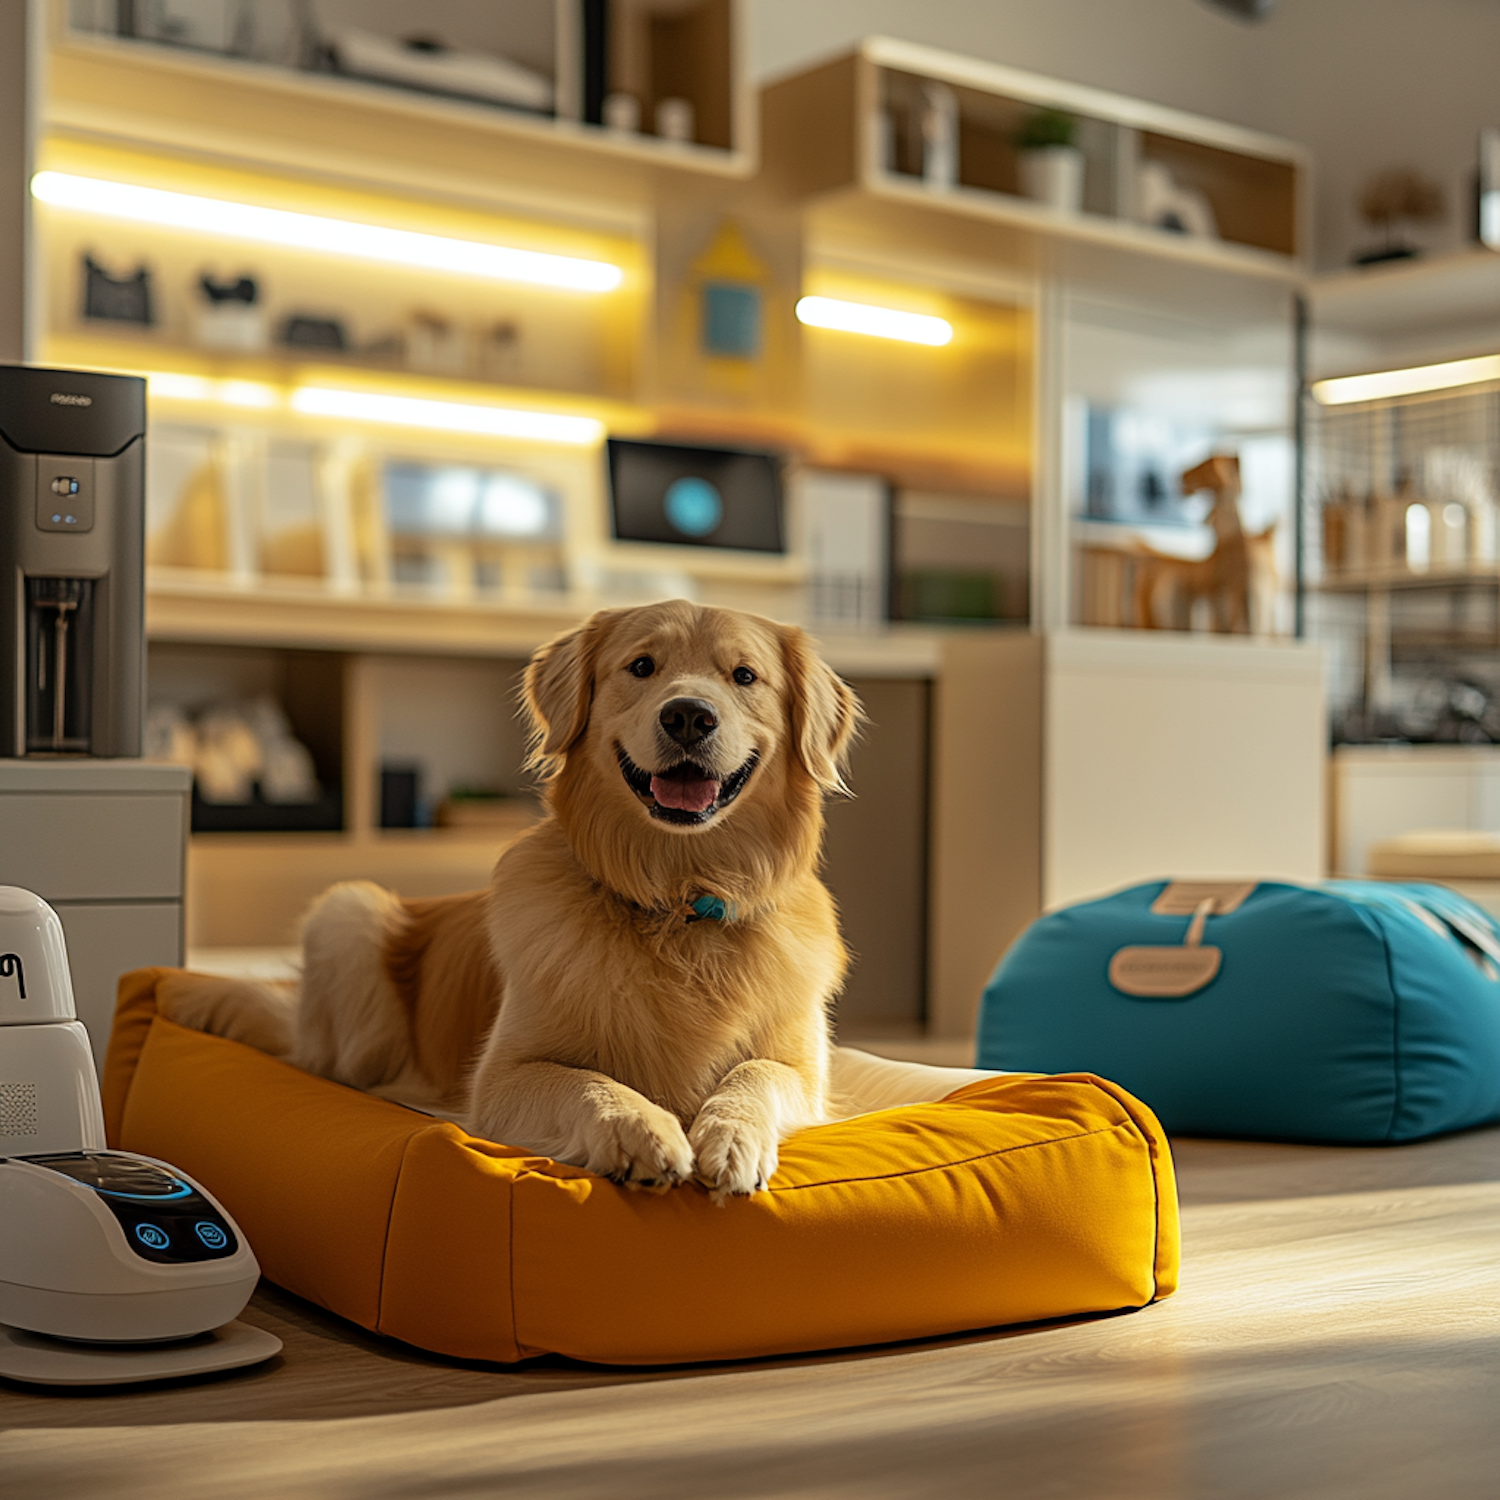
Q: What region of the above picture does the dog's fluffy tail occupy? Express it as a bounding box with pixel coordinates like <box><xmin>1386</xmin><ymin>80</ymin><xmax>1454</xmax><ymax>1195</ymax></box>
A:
<box><xmin>159</xmin><ymin>879</ymin><xmax>407</xmax><ymax>1084</ymax></box>
<box><xmin>290</xmin><ymin>880</ymin><xmax>412</xmax><ymax>1092</ymax></box>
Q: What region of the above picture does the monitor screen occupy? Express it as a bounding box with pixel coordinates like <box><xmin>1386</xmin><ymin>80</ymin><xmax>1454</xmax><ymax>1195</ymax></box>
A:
<box><xmin>607</xmin><ymin>438</ymin><xmax>784</xmax><ymax>554</ymax></box>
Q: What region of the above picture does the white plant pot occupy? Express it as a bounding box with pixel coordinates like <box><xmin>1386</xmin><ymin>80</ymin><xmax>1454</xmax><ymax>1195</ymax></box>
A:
<box><xmin>1019</xmin><ymin>146</ymin><xmax>1085</xmax><ymax>212</ymax></box>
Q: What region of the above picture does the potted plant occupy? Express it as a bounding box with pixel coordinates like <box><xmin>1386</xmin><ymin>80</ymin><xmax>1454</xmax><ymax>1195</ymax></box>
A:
<box><xmin>1016</xmin><ymin>108</ymin><xmax>1084</xmax><ymax>212</ymax></box>
<box><xmin>1355</xmin><ymin>167</ymin><xmax>1445</xmax><ymax>264</ymax></box>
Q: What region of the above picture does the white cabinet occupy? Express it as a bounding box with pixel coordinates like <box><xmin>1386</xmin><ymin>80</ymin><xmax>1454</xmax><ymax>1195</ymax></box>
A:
<box><xmin>0</xmin><ymin>762</ymin><xmax>190</xmax><ymax>1059</ymax></box>
<box><xmin>929</xmin><ymin>629</ymin><xmax>1326</xmax><ymax>1037</ymax></box>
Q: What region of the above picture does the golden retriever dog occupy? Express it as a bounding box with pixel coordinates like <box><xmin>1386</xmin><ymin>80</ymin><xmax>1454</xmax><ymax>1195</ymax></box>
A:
<box><xmin>166</xmin><ymin>599</ymin><xmax>870</xmax><ymax>1200</ymax></box>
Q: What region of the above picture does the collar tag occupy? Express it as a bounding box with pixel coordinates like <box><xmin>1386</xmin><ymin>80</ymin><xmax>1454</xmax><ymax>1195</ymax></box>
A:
<box><xmin>687</xmin><ymin>895</ymin><xmax>731</xmax><ymax>924</ymax></box>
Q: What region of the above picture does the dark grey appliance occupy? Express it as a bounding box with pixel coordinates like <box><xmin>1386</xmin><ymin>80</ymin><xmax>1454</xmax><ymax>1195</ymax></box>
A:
<box><xmin>0</xmin><ymin>366</ymin><xmax>146</xmax><ymax>757</ymax></box>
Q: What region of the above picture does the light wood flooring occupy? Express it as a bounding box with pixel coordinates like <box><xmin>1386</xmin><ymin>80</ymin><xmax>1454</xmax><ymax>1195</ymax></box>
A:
<box><xmin>3</xmin><ymin>1126</ymin><xmax>1497</xmax><ymax>1500</ymax></box>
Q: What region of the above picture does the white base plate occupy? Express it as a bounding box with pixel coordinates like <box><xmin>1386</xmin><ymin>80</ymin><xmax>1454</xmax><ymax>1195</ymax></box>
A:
<box><xmin>0</xmin><ymin>1319</ymin><xmax>282</xmax><ymax>1387</ymax></box>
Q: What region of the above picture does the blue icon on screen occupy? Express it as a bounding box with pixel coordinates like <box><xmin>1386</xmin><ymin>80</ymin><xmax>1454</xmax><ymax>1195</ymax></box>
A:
<box><xmin>194</xmin><ymin>1221</ymin><xmax>228</xmax><ymax>1250</ymax></box>
<box><xmin>663</xmin><ymin>477</ymin><xmax>724</xmax><ymax>538</ymax></box>
<box><xmin>134</xmin><ymin>1223</ymin><xmax>170</xmax><ymax>1251</ymax></box>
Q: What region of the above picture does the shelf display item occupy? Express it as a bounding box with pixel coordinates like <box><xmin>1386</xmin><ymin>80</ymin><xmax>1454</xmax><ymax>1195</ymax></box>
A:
<box><xmin>404</xmin><ymin>310</ymin><xmax>469</xmax><ymax>376</ymax></box>
<box><xmin>607</xmin><ymin>437</ymin><xmax>783</xmax><ymax>553</ymax></box>
<box><xmin>383</xmin><ymin>460</ymin><xmax>565</xmax><ymax>598</ymax></box>
<box><xmin>1132</xmin><ymin>454</ymin><xmax>1277</xmax><ymax>634</ymax></box>
<box><xmin>1479</xmin><ymin>127</ymin><xmax>1500</xmax><ymax>248</ymax></box>
<box><xmin>918</xmin><ymin>81</ymin><xmax>959</xmax><ymax>190</ymax></box>
<box><xmin>0</xmin><ymin>366</ymin><xmax>147</xmax><ymax>758</ymax></box>
<box><xmin>0</xmin><ymin>887</ymin><xmax>277</xmax><ymax>1387</ymax></box>
<box><xmin>654</xmin><ymin>96</ymin><xmax>695</xmax><ymax>144</ymax></box>
<box><xmin>281</xmin><ymin>313</ymin><xmax>348</xmax><ymax>351</ymax></box>
<box><xmin>892</xmin><ymin>490</ymin><xmax>1029</xmax><ymax>624</ymax></box>
<box><xmin>145</xmin><ymin>696</ymin><xmax>336</xmax><ymax>832</ymax></box>
<box><xmin>795</xmin><ymin>470</ymin><xmax>891</xmax><ymax>632</ymax></box>
<box><xmin>324</xmin><ymin>26</ymin><xmax>554</xmax><ymax>114</ymax></box>
<box><xmin>145</xmin><ymin>425</ymin><xmax>232</xmax><ymax>573</ymax></box>
<box><xmin>1311</xmin><ymin>377</ymin><xmax>1500</xmax><ymax>742</ymax></box>
<box><xmin>1354</xmin><ymin>166</ymin><xmax>1444</xmax><ymax>265</ymax></box>
<box><xmin>663</xmin><ymin>215</ymin><xmax>795</xmax><ymax>411</ymax></box>
<box><xmin>195</xmin><ymin>272</ymin><xmax>267</xmax><ymax>351</ymax></box>
<box><xmin>1016</xmin><ymin>109</ymin><xmax>1083</xmax><ymax>212</ymax></box>
<box><xmin>603</xmin><ymin>91</ymin><xmax>641</xmax><ymax>134</ymax></box>
<box><xmin>110</xmin><ymin>0</ymin><xmax>304</xmax><ymax>65</ymax></box>
<box><xmin>477</xmin><ymin>319</ymin><xmax>524</xmax><ymax>382</ymax></box>
<box><xmin>694</xmin><ymin>222</ymin><xmax>765</xmax><ymax>360</ymax></box>
<box><xmin>1136</xmin><ymin>160</ymin><xmax>1218</xmax><ymax>239</ymax></box>
<box><xmin>82</xmin><ymin>254</ymin><xmax>154</xmax><ymax>326</ymax></box>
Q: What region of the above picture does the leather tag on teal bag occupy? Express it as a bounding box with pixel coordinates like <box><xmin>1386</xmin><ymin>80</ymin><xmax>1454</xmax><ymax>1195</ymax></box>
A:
<box><xmin>1109</xmin><ymin>944</ymin><xmax>1221</xmax><ymax>997</ymax></box>
<box><xmin>1110</xmin><ymin>892</ymin><xmax>1225</xmax><ymax>998</ymax></box>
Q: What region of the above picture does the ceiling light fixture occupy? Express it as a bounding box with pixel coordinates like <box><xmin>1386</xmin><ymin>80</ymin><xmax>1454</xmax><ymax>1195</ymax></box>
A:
<box><xmin>794</xmin><ymin>296</ymin><xmax>953</xmax><ymax>347</ymax></box>
<box><xmin>1311</xmin><ymin>354</ymin><xmax>1500</xmax><ymax>406</ymax></box>
<box><xmin>290</xmin><ymin>387</ymin><xmax>605</xmax><ymax>445</ymax></box>
<box><xmin>31</xmin><ymin>171</ymin><xmax>624</xmax><ymax>293</ymax></box>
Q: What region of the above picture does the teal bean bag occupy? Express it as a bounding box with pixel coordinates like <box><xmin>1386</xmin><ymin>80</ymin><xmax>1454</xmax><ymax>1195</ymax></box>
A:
<box><xmin>977</xmin><ymin>879</ymin><xmax>1500</xmax><ymax>1143</ymax></box>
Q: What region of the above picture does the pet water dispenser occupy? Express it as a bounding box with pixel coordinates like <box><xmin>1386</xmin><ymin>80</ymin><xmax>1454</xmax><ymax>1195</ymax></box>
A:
<box><xmin>0</xmin><ymin>886</ymin><xmax>280</xmax><ymax>1386</ymax></box>
<box><xmin>0</xmin><ymin>364</ymin><xmax>147</xmax><ymax>758</ymax></box>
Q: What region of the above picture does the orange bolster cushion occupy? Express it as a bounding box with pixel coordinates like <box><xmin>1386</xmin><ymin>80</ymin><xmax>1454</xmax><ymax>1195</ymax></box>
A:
<box><xmin>104</xmin><ymin>969</ymin><xmax>1179</xmax><ymax>1365</ymax></box>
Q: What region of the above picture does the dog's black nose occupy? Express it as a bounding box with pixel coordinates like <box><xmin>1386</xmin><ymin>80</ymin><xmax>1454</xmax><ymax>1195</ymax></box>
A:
<box><xmin>659</xmin><ymin>697</ymin><xmax>719</xmax><ymax>748</ymax></box>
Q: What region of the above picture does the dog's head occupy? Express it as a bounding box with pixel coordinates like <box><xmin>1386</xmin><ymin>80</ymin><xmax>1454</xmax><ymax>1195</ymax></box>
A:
<box><xmin>523</xmin><ymin>601</ymin><xmax>859</xmax><ymax>905</ymax></box>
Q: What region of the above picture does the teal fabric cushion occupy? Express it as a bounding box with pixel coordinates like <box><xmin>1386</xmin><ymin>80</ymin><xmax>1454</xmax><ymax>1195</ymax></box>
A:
<box><xmin>976</xmin><ymin>880</ymin><xmax>1500</xmax><ymax>1143</ymax></box>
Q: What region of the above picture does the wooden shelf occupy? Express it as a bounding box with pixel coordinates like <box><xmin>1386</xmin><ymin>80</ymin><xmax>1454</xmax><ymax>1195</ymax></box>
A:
<box><xmin>1309</xmin><ymin>247</ymin><xmax>1500</xmax><ymax>340</ymax></box>
<box><xmin>147</xmin><ymin>574</ymin><xmax>586</xmax><ymax>657</ymax></box>
<box><xmin>760</xmin><ymin>37</ymin><xmax>1309</xmax><ymax>285</ymax></box>
<box><xmin>145</xmin><ymin>571</ymin><xmax>951</xmax><ymax>676</ymax></box>
<box><xmin>47</xmin><ymin>17</ymin><xmax>753</xmax><ymax>229</ymax></box>
<box><xmin>1318</xmin><ymin>565</ymin><xmax>1500</xmax><ymax>592</ymax></box>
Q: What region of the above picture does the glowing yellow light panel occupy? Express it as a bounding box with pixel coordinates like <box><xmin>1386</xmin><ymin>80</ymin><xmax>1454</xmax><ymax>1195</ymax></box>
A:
<box><xmin>1312</xmin><ymin>353</ymin><xmax>1500</xmax><ymax>406</ymax></box>
<box><xmin>794</xmin><ymin>296</ymin><xmax>953</xmax><ymax>346</ymax></box>
<box><xmin>31</xmin><ymin>171</ymin><xmax>623</xmax><ymax>293</ymax></box>
<box><xmin>289</xmin><ymin>387</ymin><xmax>604</xmax><ymax>445</ymax></box>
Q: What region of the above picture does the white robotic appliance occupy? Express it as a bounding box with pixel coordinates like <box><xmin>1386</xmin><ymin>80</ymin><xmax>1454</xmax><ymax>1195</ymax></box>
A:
<box><xmin>0</xmin><ymin>886</ymin><xmax>281</xmax><ymax>1385</ymax></box>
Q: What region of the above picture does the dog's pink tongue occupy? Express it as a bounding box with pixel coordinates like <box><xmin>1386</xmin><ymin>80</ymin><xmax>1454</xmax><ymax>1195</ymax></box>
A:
<box><xmin>651</xmin><ymin>774</ymin><xmax>720</xmax><ymax>812</ymax></box>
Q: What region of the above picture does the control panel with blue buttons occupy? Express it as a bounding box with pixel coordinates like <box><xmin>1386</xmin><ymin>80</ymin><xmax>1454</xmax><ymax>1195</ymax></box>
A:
<box><xmin>32</xmin><ymin>1152</ymin><xmax>238</xmax><ymax>1264</ymax></box>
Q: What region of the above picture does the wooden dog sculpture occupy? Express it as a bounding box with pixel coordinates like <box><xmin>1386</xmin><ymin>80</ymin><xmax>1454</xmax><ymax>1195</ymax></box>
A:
<box><xmin>1133</xmin><ymin>454</ymin><xmax>1276</xmax><ymax>634</ymax></box>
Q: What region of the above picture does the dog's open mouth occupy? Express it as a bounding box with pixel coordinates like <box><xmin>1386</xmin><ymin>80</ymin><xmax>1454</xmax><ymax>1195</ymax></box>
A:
<box><xmin>617</xmin><ymin>748</ymin><xmax>757</xmax><ymax>826</ymax></box>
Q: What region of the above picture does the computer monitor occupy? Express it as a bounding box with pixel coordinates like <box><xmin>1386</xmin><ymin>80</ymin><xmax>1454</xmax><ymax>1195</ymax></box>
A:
<box><xmin>607</xmin><ymin>438</ymin><xmax>784</xmax><ymax>554</ymax></box>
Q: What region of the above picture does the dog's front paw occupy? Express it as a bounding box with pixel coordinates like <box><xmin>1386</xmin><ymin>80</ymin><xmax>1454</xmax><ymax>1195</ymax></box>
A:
<box><xmin>689</xmin><ymin>1109</ymin><xmax>779</xmax><ymax>1204</ymax></box>
<box><xmin>582</xmin><ymin>1103</ymin><xmax>695</xmax><ymax>1193</ymax></box>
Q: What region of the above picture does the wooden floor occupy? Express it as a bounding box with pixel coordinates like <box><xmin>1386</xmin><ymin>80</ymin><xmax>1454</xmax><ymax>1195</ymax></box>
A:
<box><xmin>3</xmin><ymin>1127</ymin><xmax>1497</xmax><ymax>1500</ymax></box>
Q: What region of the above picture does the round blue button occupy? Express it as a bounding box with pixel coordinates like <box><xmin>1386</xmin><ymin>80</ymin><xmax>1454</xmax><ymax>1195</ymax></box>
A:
<box><xmin>663</xmin><ymin>477</ymin><xmax>724</xmax><ymax>538</ymax></box>
<box><xmin>194</xmin><ymin>1221</ymin><xmax>228</xmax><ymax>1250</ymax></box>
<box><xmin>134</xmin><ymin>1223</ymin><xmax>170</xmax><ymax>1251</ymax></box>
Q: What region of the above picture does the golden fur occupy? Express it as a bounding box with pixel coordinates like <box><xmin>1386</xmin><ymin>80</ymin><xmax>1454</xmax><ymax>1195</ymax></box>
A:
<box><xmin>165</xmin><ymin>600</ymin><xmax>862</xmax><ymax>1199</ymax></box>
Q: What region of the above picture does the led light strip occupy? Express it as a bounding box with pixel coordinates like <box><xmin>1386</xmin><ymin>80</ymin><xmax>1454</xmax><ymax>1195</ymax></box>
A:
<box><xmin>290</xmin><ymin>387</ymin><xmax>604</xmax><ymax>445</ymax></box>
<box><xmin>144</xmin><ymin>373</ymin><xmax>603</xmax><ymax>446</ymax></box>
<box><xmin>147</xmin><ymin>373</ymin><xmax>279</xmax><ymax>408</ymax></box>
<box><xmin>794</xmin><ymin>295</ymin><xmax>953</xmax><ymax>347</ymax></box>
<box><xmin>31</xmin><ymin>171</ymin><xmax>623</xmax><ymax>293</ymax></box>
<box><xmin>1312</xmin><ymin>353</ymin><xmax>1500</xmax><ymax>406</ymax></box>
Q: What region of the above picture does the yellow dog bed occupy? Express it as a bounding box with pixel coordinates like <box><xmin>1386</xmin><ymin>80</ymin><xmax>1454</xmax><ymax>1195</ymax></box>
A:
<box><xmin>104</xmin><ymin>969</ymin><xmax>1179</xmax><ymax>1365</ymax></box>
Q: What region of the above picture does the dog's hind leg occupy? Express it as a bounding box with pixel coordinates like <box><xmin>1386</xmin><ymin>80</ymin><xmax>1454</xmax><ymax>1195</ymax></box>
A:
<box><xmin>290</xmin><ymin>880</ymin><xmax>414</xmax><ymax>1093</ymax></box>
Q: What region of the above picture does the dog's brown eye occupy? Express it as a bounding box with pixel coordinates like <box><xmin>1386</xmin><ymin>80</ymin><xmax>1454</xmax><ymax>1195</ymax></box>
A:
<box><xmin>732</xmin><ymin>666</ymin><xmax>756</xmax><ymax>686</ymax></box>
<box><xmin>628</xmin><ymin>656</ymin><xmax>655</xmax><ymax>678</ymax></box>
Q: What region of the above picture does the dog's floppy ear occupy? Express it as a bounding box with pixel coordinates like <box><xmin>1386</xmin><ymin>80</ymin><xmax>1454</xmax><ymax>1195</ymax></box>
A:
<box><xmin>781</xmin><ymin>626</ymin><xmax>862</xmax><ymax>795</ymax></box>
<box><xmin>523</xmin><ymin>609</ymin><xmax>622</xmax><ymax>777</ymax></box>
